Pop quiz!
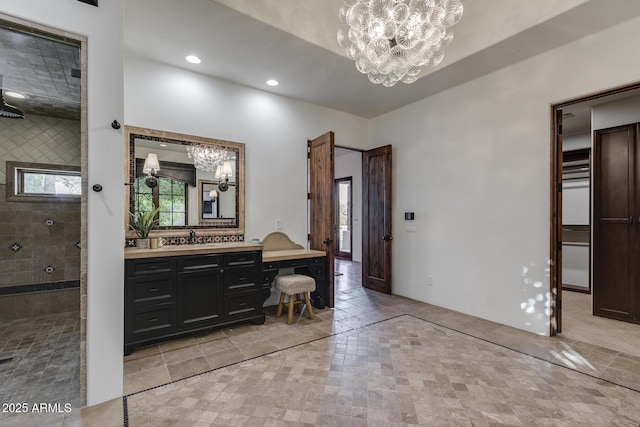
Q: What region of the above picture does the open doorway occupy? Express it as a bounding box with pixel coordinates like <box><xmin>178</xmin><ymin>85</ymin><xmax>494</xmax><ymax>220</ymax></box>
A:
<box><xmin>335</xmin><ymin>147</ymin><xmax>363</xmax><ymax>293</ymax></box>
<box><xmin>335</xmin><ymin>177</ymin><xmax>353</xmax><ymax>260</ymax></box>
<box><xmin>0</xmin><ymin>16</ymin><xmax>87</xmax><ymax>406</ymax></box>
<box><xmin>551</xmin><ymin>83</ymin><xmax>640</xmax><ymax>357</ymax></box>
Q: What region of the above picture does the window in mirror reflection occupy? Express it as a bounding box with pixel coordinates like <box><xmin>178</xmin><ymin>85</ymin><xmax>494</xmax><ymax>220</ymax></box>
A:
<box><xmin>134</xmin><ymin>175</ymin><xmax>187</xmax><ymax>226</ymax></box>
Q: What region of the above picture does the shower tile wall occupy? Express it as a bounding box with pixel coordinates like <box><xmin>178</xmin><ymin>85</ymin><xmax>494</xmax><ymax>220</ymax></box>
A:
<box><xmin>0</xmin><ymin>115</ymin><xmax>81</xmax><ymax>320</ymax></box>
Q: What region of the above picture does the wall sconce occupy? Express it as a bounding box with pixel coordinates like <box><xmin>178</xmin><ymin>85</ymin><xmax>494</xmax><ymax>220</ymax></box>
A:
<box><xmin>209</xmin><ymin>189</ymin><xmax>218</xmax><ymax>202</ymax></box>
<box><xmin>143</xmin><ymin>153</ymin><xmax>160</xmax><ymax>188</ymax></box>
<box><xmin>215</xmin><ymin>161</ymin><xmax>233</xmax><ymax>192</ymax></box>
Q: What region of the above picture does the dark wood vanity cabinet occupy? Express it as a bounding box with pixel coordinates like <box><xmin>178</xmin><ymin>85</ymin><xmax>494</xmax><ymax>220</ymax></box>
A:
<box><xmin>125</xmin><ymin>250</ymin><xmax>264</xmax><ymax>355</ymax></box>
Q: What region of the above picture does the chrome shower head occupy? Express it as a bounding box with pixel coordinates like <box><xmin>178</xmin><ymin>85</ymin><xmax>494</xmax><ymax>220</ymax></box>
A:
<box><xmin>0</xmin><ymin>100</ymin><xmax>25</xmax><ymax>119</ymax></box>
<box><xmin>0</xmin><ymin>75</ymin><xmax>25</xmax><ymax>119</ymax></box>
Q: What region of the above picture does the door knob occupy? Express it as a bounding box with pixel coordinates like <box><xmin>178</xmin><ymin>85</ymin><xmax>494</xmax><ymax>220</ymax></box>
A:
<box><xmin>323</xmin><ymin>238</ymin><xmax>333</xmax><ymax>245</ymax></box>
<box><xmin>383</xmin><ymin>235</ymin><xmax>393</xmax><ymax>241</ymax></box>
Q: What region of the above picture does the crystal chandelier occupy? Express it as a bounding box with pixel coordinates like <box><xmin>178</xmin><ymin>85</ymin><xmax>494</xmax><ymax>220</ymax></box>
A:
<box><xmin>186</xmin><ymin>145</ymin><xmax>229</xmax><ymax>172</ymax></box>
<box><xmin>337</xmin><ymin>0</ymin><xmax>463</xmax><ymax>87</ymax></box>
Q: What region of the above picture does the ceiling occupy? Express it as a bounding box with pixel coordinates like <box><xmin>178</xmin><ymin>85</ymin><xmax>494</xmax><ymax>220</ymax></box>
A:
<box><xmin>2</xmin><ymin>0</ymin><xmax>640</xmax><ymax>120</ymax></box>
<box><xmin>0</xmin><ymin>25</ymin><xmax>81</xmax><ymax>120</ymax></box>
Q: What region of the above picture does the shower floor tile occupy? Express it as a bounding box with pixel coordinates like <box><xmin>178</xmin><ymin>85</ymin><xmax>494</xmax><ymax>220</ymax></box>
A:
<box><xmin>0</xmin><ymin>311</ymin><xmax>80</xmax><ymax>412</ymax></box>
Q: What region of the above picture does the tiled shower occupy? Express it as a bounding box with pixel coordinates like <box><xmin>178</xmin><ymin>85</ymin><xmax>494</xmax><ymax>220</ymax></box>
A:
<box><xmin>0</xmin><ymin>114</ymin><xmax>82</xmax><ymax>408</ymax></box>
<box><xmin>0</xmin><ymin>115</ymin><xmax>81</xmax><ymax>319</ymax></box>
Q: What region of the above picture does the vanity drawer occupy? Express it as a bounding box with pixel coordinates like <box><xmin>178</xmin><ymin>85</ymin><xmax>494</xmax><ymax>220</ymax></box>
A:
<box><xmin>227</xmin><ymin>251</ymin><xmax>259</xmax><ymax>266</ymax></box>
<box><xmin>225</xmin><ymin>266</ymin><xmax>259</xmax><ymax>292</ymax></box>
<box><xmin>262</xmin><ymin>268</ymin><xmax>278</xmax><ymax>285</ymax></box>
<box><xmin>305</xmin><ymin>265</ymin><xmax>325</xmax><ymax>280</ymax></box>
<box><xmin>224</xmin><ymin>290</ymin><xmax>260</xmax><ymax>319</ymax></box>
<box><xmin>128</xmin><ymin>275</ymin><xmax>175</xmax><ymax>306</ymax></box>
<box><xmin>179</xmin><ymin>254</ymin><xmax>222</xmax><ymax>271</ymax></box>
<box><xmin>127</xmin><ymin>258</ymin><xmax>175</xmax><ymax>276</ymax></box>
<box><xmin>129</xmin><ymin>303</ymin><xmax>177</xmax><ymax>339</ymax></box>
<box><xmin>278</xmin><ymin>256</ymin><xmax>324</xmax><ymax>269</ymax></box>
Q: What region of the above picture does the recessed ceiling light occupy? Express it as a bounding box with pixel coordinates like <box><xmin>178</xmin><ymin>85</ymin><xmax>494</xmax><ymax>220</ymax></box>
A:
<box><xmin>5</xmin><ymin>91</ymin><xmax>25</xmax><ymax>99</ymax></box>
<box><xmin>266</xmin><ymin>79</ymin><xmax>279</xmax><ymax>87</ymax></box>
<box><xmin>185</xmin><ymin>55</ymin><xmax>201</xmax><ymax>64</ymax></box>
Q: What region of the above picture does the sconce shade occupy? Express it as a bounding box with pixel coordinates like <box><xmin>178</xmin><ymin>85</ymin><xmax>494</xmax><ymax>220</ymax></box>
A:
<box><xmin>143</xmin><ymin>153</ymin><xmax>160</xmax><ymax>174</ymax></box>
<box><xmin>214</xmin><ymin>164</ymin><xmax>223</xmax><ymax>179</ymax></box>
<box><xmin>209</xmin><ymin>190</ymin><xmax>218</xmax><ymax>200</ymax></box>
<box><xmin>221</xmin><ymin>161</ymin><xmax>233</xmax><ymax>177</ymax></box>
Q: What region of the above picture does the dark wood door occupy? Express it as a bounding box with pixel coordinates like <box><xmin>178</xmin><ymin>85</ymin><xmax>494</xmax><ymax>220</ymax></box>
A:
<box><xmin>308</xmin><ymin>132</ymin><xmax>335</xmax><ymax>308</ymax></box>
<box><xmin>362</xmin><ymin>145</ymin><xmax>392</xmax><ymax>294</ymax></box>
<box><xmin>593</xmin><ymin>124</ymin><xmax>637</xmax><ymax>322</ymax></box>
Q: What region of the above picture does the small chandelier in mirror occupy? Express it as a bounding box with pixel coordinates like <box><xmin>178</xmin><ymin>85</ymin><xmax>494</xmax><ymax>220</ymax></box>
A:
<box><xmin>187</xmin><ymin>144</ymin><xmax>229</xmax><ymax>172</ymax></box>
<box><xmin>337</xmin><ymin>0</ymin><xmax>463</xmax><ymax>87</ymax></box>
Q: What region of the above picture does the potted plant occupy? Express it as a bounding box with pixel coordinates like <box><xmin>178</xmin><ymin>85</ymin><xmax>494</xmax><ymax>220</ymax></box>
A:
<box><xmin>130</xmin><ymin>207</ymin><xmax>160</xmax><ymax>249</ymax></box>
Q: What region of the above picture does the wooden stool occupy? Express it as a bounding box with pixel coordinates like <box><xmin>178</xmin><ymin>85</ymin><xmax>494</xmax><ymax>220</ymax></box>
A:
<box><xmin>275</xmin><ymin>274</ymin><xmax>315</xmax><ymax>324</ymax></box>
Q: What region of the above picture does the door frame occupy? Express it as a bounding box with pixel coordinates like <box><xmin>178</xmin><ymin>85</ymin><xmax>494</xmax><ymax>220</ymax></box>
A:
<box><xmin>550</xmin><ymin>81</ymin><xmax>640</xmax><ymax>336</ymax></box>
<box><xmin>335</xmin><ymin>176</ymin><xmax>353</xmax><ymax>260</ymax></box>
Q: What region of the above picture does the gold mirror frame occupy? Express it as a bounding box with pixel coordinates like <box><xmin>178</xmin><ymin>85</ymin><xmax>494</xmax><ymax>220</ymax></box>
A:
<box><xmin>124</xmin><ymin>126</ymin><xmax>245</xmax><ymax>237</ymax></box>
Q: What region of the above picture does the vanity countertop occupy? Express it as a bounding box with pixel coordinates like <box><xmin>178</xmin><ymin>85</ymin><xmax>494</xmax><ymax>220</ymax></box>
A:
<box><xmin>124</xmin><ymin>242</ymin><xmax>262</xmax><ymax>259</ymax></box>
<box><xmin>262</xmin><ymin>249</ymin><xmax>326</xmax><ymax>262</ymax></box>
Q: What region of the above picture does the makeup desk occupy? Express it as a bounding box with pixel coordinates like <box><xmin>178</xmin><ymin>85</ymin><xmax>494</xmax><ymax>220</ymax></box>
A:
<box><xmin>259</xmin><ymin>233</ymin><xmax>327</xmax><ymax>304</ymax></box>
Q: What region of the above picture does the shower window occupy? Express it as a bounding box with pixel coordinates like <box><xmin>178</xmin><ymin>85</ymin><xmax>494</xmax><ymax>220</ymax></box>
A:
<box><xmin>6</xmin><ymin>161</ymin><xmax>81</xmax><ymax>202</ymax></box>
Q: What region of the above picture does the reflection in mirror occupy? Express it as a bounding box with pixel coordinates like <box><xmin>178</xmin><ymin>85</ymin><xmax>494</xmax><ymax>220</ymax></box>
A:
<box><xmin>125</xmin><ymin>126</ymin><xmax>245</xmax><ymax>234</ymax></box>
<box><xmin>200</xmin><ymin>180</ymin><xmax>237</xmax><ymax>223</ymax></box>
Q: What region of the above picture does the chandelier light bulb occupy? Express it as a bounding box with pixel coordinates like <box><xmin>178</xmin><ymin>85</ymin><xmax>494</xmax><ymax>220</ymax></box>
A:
<box><xmin>337</xmin><ymin>0</ymin><xmax>463</xmax><ymax>87</ymax></box>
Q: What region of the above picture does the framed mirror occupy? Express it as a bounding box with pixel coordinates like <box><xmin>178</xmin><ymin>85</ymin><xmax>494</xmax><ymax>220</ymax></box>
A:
<box><xmin>124</xmin><ymin>126</ymin><xmax>245</xmax><ymax>236</ymax></box>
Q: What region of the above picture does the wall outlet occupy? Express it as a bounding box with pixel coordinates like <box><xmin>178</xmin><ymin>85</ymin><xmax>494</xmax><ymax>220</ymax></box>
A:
<box><xmin>275</xmin><ymin>219</ymin><xmax>283</xmax><ymax>230</ymax></box>
<box><xmin>427</xmin><ymin>275</ymin><xmax>434</xmax><ymax>286</ymax></box>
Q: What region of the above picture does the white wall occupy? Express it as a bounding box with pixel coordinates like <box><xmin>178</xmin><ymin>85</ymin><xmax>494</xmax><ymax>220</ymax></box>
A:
<box><xmin>335</xmin><ymin>150</ymin><xmax>362</xmax><ymax>262</ymax></box>
<box><xmin>0</xmin><ymin>0</ymin><xmax>124</xmax><ymax>405</ymax></box>
<box><xmin>592</xmin><ymin>94</ymin><xmax>640</xmax><ymax>130</ymax></box>
<box><xmin>124</xmin><ymin>54</ymin><xmax>370</xmax><ymax>247</ymax></box>
<box><xmin>370</xmin><ymin>15</ymin><xmax>640</xmax><ymax>336</ymax></box>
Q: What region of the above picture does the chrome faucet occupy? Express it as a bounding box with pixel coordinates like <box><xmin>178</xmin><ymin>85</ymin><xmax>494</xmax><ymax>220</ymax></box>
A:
<box><xmin>189</xmin><ymin>229</ymin><xmax>196</xmax><ymax>244</ymax></box>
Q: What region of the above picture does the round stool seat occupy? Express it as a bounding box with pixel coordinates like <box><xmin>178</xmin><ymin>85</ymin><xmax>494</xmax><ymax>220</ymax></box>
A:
<box><xmin>275</xmin><ymin>274</ymin><xmax>316</xmax><ymax>295</ymax></box>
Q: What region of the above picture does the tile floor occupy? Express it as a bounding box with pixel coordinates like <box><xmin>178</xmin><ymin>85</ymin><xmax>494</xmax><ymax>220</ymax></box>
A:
<box><xmin>0</xmin><ymin>310</ymin><xmax>80</xmax><ymax>408</ymax></box>
<box><xmin>561</xmin><ymin>290</ymin><xmax>640</xmax><ymax>359</ymax></box>
<box><xmin>2</xmin><ymin>260</ymin><xmax>640</xmax><ymax>425</ymax></box>
<box><xmin>126</xmin><ymin>315</ymin><xmax>640</xmax><ymax>426</ymax></box>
